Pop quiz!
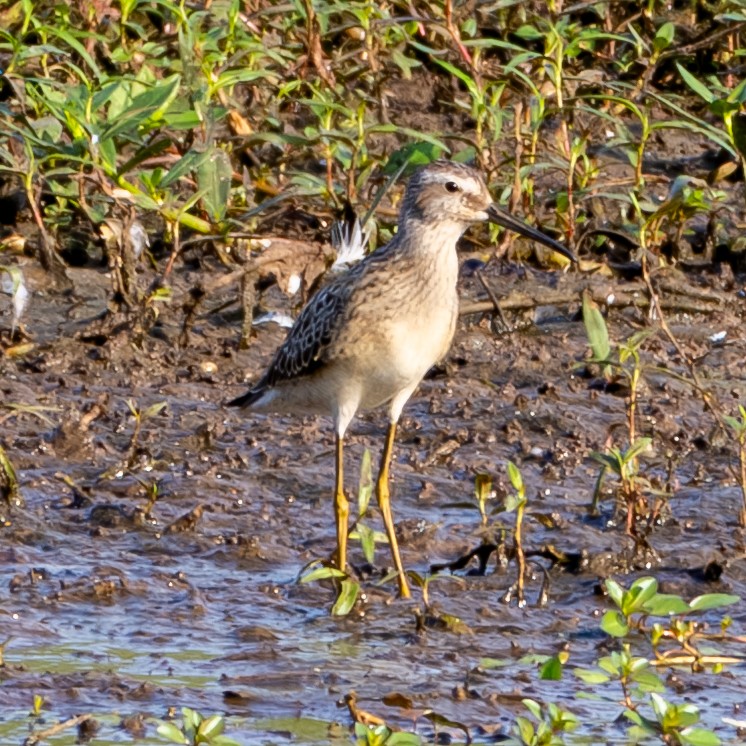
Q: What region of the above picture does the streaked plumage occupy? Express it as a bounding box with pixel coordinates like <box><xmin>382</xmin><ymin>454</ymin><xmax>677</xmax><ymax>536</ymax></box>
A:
<box><xmin>229</xmin><ymin>160</ymin><xmax>575</xmax><ymax>598</ymax></box>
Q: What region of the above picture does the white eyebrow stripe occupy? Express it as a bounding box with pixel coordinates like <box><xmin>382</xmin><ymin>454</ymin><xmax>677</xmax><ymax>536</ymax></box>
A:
<box><xmin>422</xmin><ymin>173</ymin><xmax>479</xmax><ymax>191</ymax></box>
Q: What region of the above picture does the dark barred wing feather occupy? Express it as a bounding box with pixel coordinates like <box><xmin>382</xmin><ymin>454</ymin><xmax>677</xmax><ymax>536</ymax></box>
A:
<box><xmin>265</xmin><ymin>284</ymin><xmax>347</xmax><ymax>385</ymax></box>
<box><xmin>227</xmin><ymin>282</ymin><xmax>348</xmax><ymax>408</ymax></box>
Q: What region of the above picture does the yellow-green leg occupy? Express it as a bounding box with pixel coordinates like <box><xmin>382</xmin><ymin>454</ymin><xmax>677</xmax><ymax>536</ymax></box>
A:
<box><xmin>335</xmin><ymin>434</ymin><xmax>349</xmax><ymax>573</ymax></box>
<box><xmin>376</xmin><ymin>423</ymin><xmax>410</xmax><ymax>598</ymax></box>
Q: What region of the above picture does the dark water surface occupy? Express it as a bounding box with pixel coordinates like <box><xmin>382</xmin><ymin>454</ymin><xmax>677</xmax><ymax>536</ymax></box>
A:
<box><xmin>1</xmin><ymin>266</ymin><xmax>745</xmax><ymax>744</ymax></box>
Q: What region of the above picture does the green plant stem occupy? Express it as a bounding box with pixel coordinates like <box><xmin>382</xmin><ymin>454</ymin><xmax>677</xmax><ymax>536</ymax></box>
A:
<box><xmin>515</xmin><ymin>500</ymin><xmax>526</xmax><ymax>606</ymax></box>
<box><xmin>738</xmin><ymin>433</ymin><xmax>746</xmax><ymax>528</ymax></box>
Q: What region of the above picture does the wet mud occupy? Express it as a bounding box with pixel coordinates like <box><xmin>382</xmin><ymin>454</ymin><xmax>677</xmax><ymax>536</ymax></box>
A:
<box><xmin>1</xmin><ymin>251</ymin><xmax>746</xmax><ymax>744</ymax></box>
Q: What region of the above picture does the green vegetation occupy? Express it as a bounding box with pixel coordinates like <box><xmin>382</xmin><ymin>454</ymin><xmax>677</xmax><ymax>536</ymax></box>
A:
<box><xmin>2</xmin><ymin>0</ymin><xmax>746</xmax><ymax>743</ymax></box>
<box><xmin>2</xmin><ymin>0</ymin><xmax>744</xmax><ymax>284</ymax></box>
<box><xmin>157</xmin><ymin>708</ymin><xmax>240</xmax><ymax>746</ymax></box>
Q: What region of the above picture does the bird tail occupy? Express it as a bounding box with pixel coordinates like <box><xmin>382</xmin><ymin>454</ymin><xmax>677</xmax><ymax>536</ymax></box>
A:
<box><xmin>226</xmin><ymin>385</ymin><xmax>265</xmax><ymax>409</ymax></box>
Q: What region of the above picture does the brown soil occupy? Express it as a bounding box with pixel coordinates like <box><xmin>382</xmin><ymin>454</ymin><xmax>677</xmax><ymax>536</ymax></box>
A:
<box><xmin>1</xmin><ymin>225</ymin><xmax>746</xmax><ymax>742</ymax></box>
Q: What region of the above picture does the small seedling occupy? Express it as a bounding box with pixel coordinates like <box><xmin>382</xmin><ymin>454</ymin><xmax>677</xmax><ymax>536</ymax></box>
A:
<box><xmin>354</xmin><ymin>721</ymin><xmax>421</xmax><ymax>746</ymax></box>
<box><xmin>575</xmin><ymin>643</ymin><xmax>665</xmax><ymax>710</ymax></box>
<box><xmin>474</xmin><ymin>472</ymin><xmax>494</xmax><ymax>527</ymax></box>
<box><xmin>156</xmin><ymin>707</ymin><xmax>240</xmax><ymax>746</ymax></box>
<box><xmin>601</xmin><ymin>576</ymin><xmax>738</xmax><ymax>642</ymax></box>
<box><xmin>724</xmin><ymin>405</ymin><xmax>746</xmax><ymax>526</ymax></box>
<box><xmin>123</xmin><ymin>398</ymin><xmax>168</xmax><ymax>469</ymax></box>
<box><xmin>511</xmin><ymin>698</ymin><xmax>579</xmax><ymax>746</ymax></box>
<box><xmin>299</xmin><ymin>562</ymin><xmax>359</xmax><ymax>617</ymax></box>
<box><xmin>30</xmin><ymin>694</ymin><xmax>44</xmax><ymax>717</ymax></box>
<box><xmin>0</xmin><ymin>443</ymin><xmax>22</xmax><ymax>508</ymax></box>
<box><xmin>625</xmin><ymin>693</ymin><xmax>720</xmax><ymax>746</ymax></box>
<box><xmin>349</xmin><ymin>448</ymin><xmax>388</xmax><ymax>565</ymax></box>
<box><xmin>505</xmin><ymin>460</ymin><xmax>528</xmax><ymax>607</ymax></box>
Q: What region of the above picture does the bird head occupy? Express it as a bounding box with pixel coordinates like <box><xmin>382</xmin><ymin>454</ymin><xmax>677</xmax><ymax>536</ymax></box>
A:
<box><xmin>402</xmin><ymin>160</ymin><xmax>576</xmax><ymax>263</ymax></box>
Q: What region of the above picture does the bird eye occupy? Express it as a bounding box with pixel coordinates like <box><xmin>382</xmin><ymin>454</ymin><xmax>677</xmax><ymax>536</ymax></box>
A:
<box><xmin>444</xmin><ymin>181</ymin><xmax>460</xmax><ymax>193</ymax></box>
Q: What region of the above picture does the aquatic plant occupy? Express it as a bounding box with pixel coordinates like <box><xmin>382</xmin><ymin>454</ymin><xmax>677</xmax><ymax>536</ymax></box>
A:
<box><xmin>157</xmin><ymin>707</ymin><xmax>240</xmax><ymax>746</ymax></box>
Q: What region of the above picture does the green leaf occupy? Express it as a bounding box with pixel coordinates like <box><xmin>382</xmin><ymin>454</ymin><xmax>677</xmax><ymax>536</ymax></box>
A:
<box><xmin>730</xmin><ymin>112</ymin><xmax>746</xmax><ymax>160</ymax></box>
<box><xmin>522</xmin><ymin>699</ymin><xmax>542</xmax><ymax>720</ymax></box>
<box><xmin>642</xmin><ymin>593</ymin><xmax>690</xmax><ymax>616</ymax></box>
<box><xmin>600</xmin><ymin>609</ymin><xmax>629</xmax><ymax>637</ymax></box>
<box><xmin>539</xmin><ymin>655</ymin><xmax>563</xmax><ymax>680</ymax></box>
<box><xmin>688</xmin><ymin>593</ymin><xmax>740</xmax><ymax>612</ymax></box>
<box><xmin>299</xmin><ymin>566</ymin><xmax>346</xmax><ymax>583</ymax></box>
<box><xmin>643</xmin><ymin>89</ymin><xmax>735</xmax><ymax>155</ymax></box>
<box><xmin>159</xmin><ymin>149</ymin><xmax>211</xmax><ymax>189</ymax></box>
<box><xmin>331</xmin><ymin>579</ymin><xmax>359</xmax><ymax>616</ymax></box>
<box><xmin>46</xmin><ymin>27</ymin><xmax>103</xmax><ymax>80</ymax></box>
<box><xmin>514</xmin><ymin>24</ymin><xmax>543</xmax><ymax>41</ymax></box>
<box><xmin>198</xmin><ymin>714</ymin><xmax>225</xmax><ymax>738</ymax></box>
<box><xmin>214</xmin><ymin>68</ymin><xmax>275</xmax><ymax>91</ymax></box>
<box><xmin>514</xmin><ymin>716</ymin><xmax>535</xmax><ymax>744</ymax></box>
<box><xmin>591</xmin><ymin>451</ymin><xmax>623</xmax><ymax>475</ymax></box>
<box><xmin>382</xmin><ymin>141</ymin><xmax>445</xmax><ymax>175</ymax></box>
<box><xmin>479</xmin><ymin>657</ymin><xmax>511</xmax><ymax>669</ymax></box>
<box><xmin>390</xmin><ymin>49</ymin><xmax>421</xmax><ymax>79</ymax></box>
<box><xmin>633</xmin><ymin>670</ymin><xmax>666</xmax><ymax>692</ymax></box>
<box><xmin>506</xmin><ymin>461</ymin><xmax>524</xmax><ymax>493</ymax></box>
<box><xmin>605</xmin><ymin>578</ymin><xmax>625</xmax><ymax>610</ymax></box>
<box><xmin>573</xmin><ymin>668</ymin><xmax>611</xmax><ymax>684</ymax></box>
<box><xmin>143</xmin><ymin>401</ymin><xmax>167</xmax><ymax>419</ymax></box>
<box><xmin>358</xmin><ymin>448</ymin><xmax>373</xmax><ymax>515</ymax></box>
<box><xmin>676</xmin><ymin>63</ymin><xmax>716</xmax><ymax>104</ymax></box>
<box><xmin>357</xmin><ymin>523</ymin><xmax>376</xmax><ymax>565</ymax></box>
<box><xmin>679</xmin><ymin>727</ymin><xmax>721</xmax><ymax>746</ymax></box>
<box><xmin>197</xmin><ymin>147</ymin><xmax>232</xmax><ymax>223</ymax></box>
<box><xmin>650</xmin><ymin>692</ymin><xmax>669</xmax><ymax>722</ymax></box>
<box><xmin>431</xmin><ymin>57</ymin><xmax>478</xmax><ymax>98</ymax></box>
<box><xmin>723</xmin><ymin>415</ymin><xmax>745</xmax><ymax>433</ymax></box>
<box><xmin>98</xmin><ymin>137</ymin><xmax>118</xmax><ymax>176</ymax></box>
<box><xmin>624</xmin><ymin>437</ymin><xmax>652</xmax><ymax>463</ymax></box>
<box><xmin>626</xmin><ymin>576</ymin><xmax>658</xmax><ymax>613</ymax></box>
<box><xmin>182</xmin><ymin>707</ymin><xmax>201</xmax><ymax>729</ymax></box>
<box><xmin>709</xmin><ymin>99</ymin><xmax>739</xmax><ymax>118</ymax></box>
<box><xmin>504</xmin><ymin>493</ymin><xmax>525</xmax><ymax>512</ymax></box>
<box><xmin>653</xmin><ymin>22</ymin><xmax>675</xmax><ymax>53</ymax></box>
<box><xmin>162</xmin><ymin>108</ymin><xmax>208</xmax><ymax>131</ymax></box>
<box><xmin>156</xmin><ymin>722</ymin><xmax>188</xmax><ymax>744</ymax></box>
<box><xmin>582</xmin><ymin>291</ymin><xmax>611</xmax><ymax>365</ymax></box>
<box><xmin>101</xmin><ymin>74</ymin><xmax>181</xmax><ymax>141</ymax></box>
<box><xmin>597</xmin><ymin>655</ymin><xmax>621</xmax><ymax>676</ymax></box>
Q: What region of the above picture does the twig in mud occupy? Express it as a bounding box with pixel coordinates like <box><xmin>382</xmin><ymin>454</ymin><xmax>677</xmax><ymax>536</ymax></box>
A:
<box><xmin>239</xmin><ymin>268</ymin><xmax>257</xmax><ymax>350</ymax></box>
<box><xmin>475</xmin><ymin>268</ymin><xmax>511</xmax><ymax>332</ymax></box>
<box><xmin>179</xmin><ymin>286</ymin><xmax>206</xmax><ymax>348</ymax></box>
<box><xmin>162</xmin><ymin>219</ymin><xmax>182</xmax><ymax>279</ymax></box>
<box><xmin>639</xmin><ymin>271</ymin><xmax>746</xmax><ymax>525</ymax></box>
<box><xmin>649</xmin><ymin>653</ymin><xmax>745</xmax><ymax>668</ymax></box>
<box><xmin>639</xmin><ymin>271</ymin><xmax>729</xmax><ymax>431</ymax></box>
<box><xmin>23</xmin><ymin>714</ymin><xmax>93</xmax><ymax>746</ymax></box>
<box><xmin>459</xmin><ymin>278</ymin><xmax>723</xmax><ymax>318</ymax></box>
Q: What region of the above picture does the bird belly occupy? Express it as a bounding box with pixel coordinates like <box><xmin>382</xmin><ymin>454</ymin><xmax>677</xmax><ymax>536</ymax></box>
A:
<box><xmin>249</xmin><ymin>369</ymin><xmax>357</xmax><ymax>417</ymax></box>
<box><xmin>356</xmin><ymin>294</ymin><xmax>458</xmax><ymax>411</ymax></box>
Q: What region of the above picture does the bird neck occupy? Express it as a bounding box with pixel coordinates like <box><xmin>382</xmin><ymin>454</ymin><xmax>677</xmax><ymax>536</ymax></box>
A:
<box><xmin>394</xmin><ymin>217</ymin><xmax>466</xmax><ymax>260</ymax></box>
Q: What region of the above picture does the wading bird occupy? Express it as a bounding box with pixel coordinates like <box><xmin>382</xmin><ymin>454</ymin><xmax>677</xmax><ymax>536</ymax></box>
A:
<box><xmin>229</xmin><ymin>161</ymin><xmax>575</xmax><ymax>598</ymax></box>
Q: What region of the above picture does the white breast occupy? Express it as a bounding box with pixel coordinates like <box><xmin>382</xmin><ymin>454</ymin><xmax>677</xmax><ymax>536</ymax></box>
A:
<box><xmin>358</xmin><ymin>248</ymin><xmax>459</xmax><ymax>411</ymax></box>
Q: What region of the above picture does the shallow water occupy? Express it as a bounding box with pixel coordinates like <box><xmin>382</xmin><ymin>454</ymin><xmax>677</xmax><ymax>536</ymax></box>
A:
<box><xmin>1</xmin><ymin>265</ymin><xmax>746</xmax><ymax>744</ymax></box>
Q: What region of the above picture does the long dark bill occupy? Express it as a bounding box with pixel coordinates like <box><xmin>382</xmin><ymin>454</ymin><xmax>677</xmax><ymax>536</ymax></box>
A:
<box><xmin>487</xmin><ymin>204</ymin><xmax>577</xmax><ymax>263</ymax></box>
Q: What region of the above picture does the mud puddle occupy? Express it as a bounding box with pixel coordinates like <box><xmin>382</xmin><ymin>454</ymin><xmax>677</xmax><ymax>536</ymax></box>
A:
<box><xmin>1</xmin><ymin>263</ymin><xmax>746</xmax><ymax>744</ymax></box>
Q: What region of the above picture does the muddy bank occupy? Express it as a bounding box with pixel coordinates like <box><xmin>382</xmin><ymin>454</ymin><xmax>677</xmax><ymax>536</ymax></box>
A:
<box><xmin>1</xmin><ymin>255</ymin><xmax>745</xmax><ymax>743</ymax></box>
